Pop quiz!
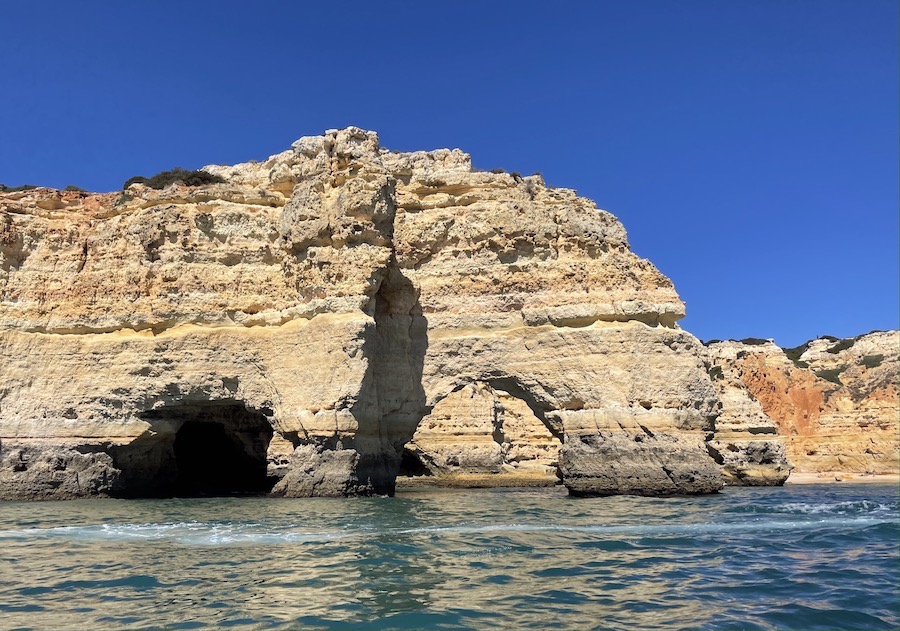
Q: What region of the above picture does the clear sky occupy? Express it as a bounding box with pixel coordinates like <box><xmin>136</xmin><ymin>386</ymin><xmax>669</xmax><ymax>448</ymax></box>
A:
<box><xmin>1</xmin><ymin>1</ymin><xmax>896</xmax><ymax>347</ymax></box>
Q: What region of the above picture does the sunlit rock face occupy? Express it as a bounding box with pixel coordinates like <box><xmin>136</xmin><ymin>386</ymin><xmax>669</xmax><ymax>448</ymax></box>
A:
<box><xmin>704</xmin><ymin>343</ymin><xmax>792</xmax><ymax>486</ymax></box>
<box><xmin>397</xmin><ymin>381</ymin><xmax>563</xmax><ymax>488</ymax></box>
<box><xmin>709</xmin><ymin>333</ymin><xmax>898</xmax><ymax>480</ymax></box>
<box><xmin>0</xmin><ymin>127</ymin><xmax>725</xmax><ymax>499</ymax></box>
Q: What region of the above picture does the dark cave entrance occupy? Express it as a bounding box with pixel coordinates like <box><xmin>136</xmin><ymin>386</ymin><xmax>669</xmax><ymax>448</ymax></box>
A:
<box><xmin>172</xmin><ymin>419</ymin><xmax>271</xmax><ymax>496</ymax></box>
<box><xmin>397</xmin><ymin>447</ymin><xmax>433</xmax><ymax>478</ymax></box>
<box><xmin>113</xmin><ymin>402</ymin><xmax>275</xmax><ymax>498</ymax></box>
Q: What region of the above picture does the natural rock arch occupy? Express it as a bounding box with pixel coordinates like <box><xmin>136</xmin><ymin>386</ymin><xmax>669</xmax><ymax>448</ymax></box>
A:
<box><xmin>397</xmin><ymin>379</ymin><xmax>563</xmax><ymax>487</ymax></box>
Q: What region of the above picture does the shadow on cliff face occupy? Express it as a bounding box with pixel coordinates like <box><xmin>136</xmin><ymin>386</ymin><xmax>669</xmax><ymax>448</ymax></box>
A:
<box><xmin>353</xmin><ymin>266</ymin><xmax>428</xmax><ymax>495</ymax></box>
<box><xmin>110</xmin><ymin>401</ymin><xmax>274</xmax><ymax>497</ymax></box>
<box><xmin>479</xmin><ymin>377</ymin><xmax>564</xmax><ymax>442</ymax></box>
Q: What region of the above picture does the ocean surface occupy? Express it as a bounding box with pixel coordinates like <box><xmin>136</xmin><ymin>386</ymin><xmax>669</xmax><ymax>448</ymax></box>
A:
<box><xmin>0</xmin><ymin>484</ymin><xmax>897</xmax><ymax>631</ymax></box>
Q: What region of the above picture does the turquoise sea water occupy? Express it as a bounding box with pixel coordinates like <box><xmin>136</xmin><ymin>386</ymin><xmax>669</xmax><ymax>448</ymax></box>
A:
<box><xmin>0</xmin><ymin>484</ymin><xmax>897</xmax><ymax>630</ymax></box>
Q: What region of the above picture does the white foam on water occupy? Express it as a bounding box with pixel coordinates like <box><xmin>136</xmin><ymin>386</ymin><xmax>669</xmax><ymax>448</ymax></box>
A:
<box><xmin>395</xmin><ymin>517</ymin><xmax>895</xmax><ymax>538</ymax></box>
<box><xmin>772</xmin><ymin>500</ymin><xmax>894</xmax><ymax>515</ymax></box>
<box><xmin>0</xmin><ymin>521</ymin><xmax>356</xmax><ymax>545</ymax></box>
<box><xmin>0</xmin><ymin>515</ymin><xmax>893</xmax><ymax>546</ymax></box>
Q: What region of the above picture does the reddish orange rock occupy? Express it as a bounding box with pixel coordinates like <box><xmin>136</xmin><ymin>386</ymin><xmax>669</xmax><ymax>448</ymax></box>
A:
<box><xmin>708</xmin><ymin>333</ymin><xmax>898</xmax><ymax>479</ymax></box>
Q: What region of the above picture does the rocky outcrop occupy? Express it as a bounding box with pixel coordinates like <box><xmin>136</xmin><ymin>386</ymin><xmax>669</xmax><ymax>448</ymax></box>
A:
<box><xmin>0</xmin><ymin>127</ymin><xmax>725</xmax><ymax>499</ymax></box>
<box><xmin>704</xmin><ymin>343</ymin><xmax>791</xmax><ymax>485</ymax></box>
<box><xmin>707</xmin><ymin>333</ymin><xmax>898</xmax><ymax>480</ymax></box>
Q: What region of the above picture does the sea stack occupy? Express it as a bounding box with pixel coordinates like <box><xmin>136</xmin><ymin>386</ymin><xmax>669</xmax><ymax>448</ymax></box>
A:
<box><xmin>1</xmin><ymin>127</ymin><xmax>785</xmax><ymax>499</ymax></box>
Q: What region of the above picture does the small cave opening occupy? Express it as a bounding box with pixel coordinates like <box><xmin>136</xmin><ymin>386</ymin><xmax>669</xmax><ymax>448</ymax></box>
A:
<box><xmin>113</xmin><ymin>401</ymin><xmax>275</xmax><ymax>498</ymax></box>
<box><xmin>397</xmin><ymin>448</ymin><xmax>433</xmax><ymax>478</ymax></box>
<box><xmin>173</xmin><ymin>420</ymin><xmax>270</xmax><ymax>496</ymax></box>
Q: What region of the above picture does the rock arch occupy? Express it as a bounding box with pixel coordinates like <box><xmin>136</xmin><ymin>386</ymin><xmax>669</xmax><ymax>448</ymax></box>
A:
<box><xmin>397</xmin><ymin>380</ymin><xmax>563</xmax><ymax>487</ymax></box>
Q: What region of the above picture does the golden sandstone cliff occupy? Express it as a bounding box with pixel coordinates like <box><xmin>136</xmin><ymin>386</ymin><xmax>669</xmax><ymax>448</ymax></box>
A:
<box><xmin>0</xmin><ymin>128</ymin><xmax>892</xmax><ymax>500</ymax></box>
<box><xmin>706</xmin><ymin>333</ymin><xmax>898</xmax><ymax>481</ymax></box>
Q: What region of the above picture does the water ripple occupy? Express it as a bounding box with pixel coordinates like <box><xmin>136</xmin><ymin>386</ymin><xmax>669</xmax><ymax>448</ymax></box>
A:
<box><xmin>0</xmin><ymin>484</ymin><xmax>896</xmax><ymax>630</ymax></box>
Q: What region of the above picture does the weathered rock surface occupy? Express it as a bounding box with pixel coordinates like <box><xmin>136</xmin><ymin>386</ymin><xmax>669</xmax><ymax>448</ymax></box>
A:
<box><xmin>269</xmin><ymin>445</ymin><xmax>365</xmax><ymax>498</ymax></box>
<box><xmin>707</xmin><ymin>333</ymin><xmax>898</xmax><ymax>480</ymax></box>
<box><xmin>1</xmin><ymin>127</ymin><xmax>726</xmax><ymax>499</ymax></box>
<box><xmin>704</xmin><ymin>343</ymin><xmax>792</xmax><ymax>485</ymax></box>
<box><xmin>561</xmin><ymin>429</ymin><xmax>724</xmax><ymax>496</ymax></box>
<box><xmin>399</xmin><ymin>381</ymin><xmax>562</xmax><ymax>487</ymax></box>
<box><xmin>0</xmin><ymin>442</ymin><xmax>120</xmax><ymax>500</ymax></box>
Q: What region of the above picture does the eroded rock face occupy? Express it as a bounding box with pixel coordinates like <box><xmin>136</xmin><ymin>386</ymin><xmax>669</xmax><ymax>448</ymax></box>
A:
<box><xmin>708</xmin><ymin>333</ymin><xmax>899</xmax><ymax>479</ymax></box>
<box><xmin>0</xmin><ymin>127</ymin><xmax>723</xmax><ymax>499</ymax></box>
<box><xmin>0</xmin><ymin>442</ymin><xmax>120</xmax><ymax>500</ymax></box>
<box><xmin>398</xmin><ymin>381</ymin><xmax>562</xmax><ymax>487</ymax></box>
<box><xmin>704</xmin><ymin>343</ymin><xmax>792</xmax><ymax>485</ymax></box>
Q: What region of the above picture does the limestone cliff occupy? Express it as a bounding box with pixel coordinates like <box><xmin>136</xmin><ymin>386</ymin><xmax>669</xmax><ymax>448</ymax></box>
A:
<box><xmin>704</xmin><ymin>344</ymin><xmax>791</xmax><ymax>485</ymax></box>
<box><xmin>706</xmin><ymin>333</ymin><xmax>898</xmax><ymax>480</ymax></box>
<box><xmin>1</xmin><ymin>127</ymin><xmax>725</xmax><ymax>499</ymax></box>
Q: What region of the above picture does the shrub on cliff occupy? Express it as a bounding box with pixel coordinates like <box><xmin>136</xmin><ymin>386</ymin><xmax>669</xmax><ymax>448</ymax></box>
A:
<box><xmin>0</xmin><ymin>184</ymin><xmax>38</xmax><ymax>192</ymax></box>
<box><xmin>861</xmin><ymin>354</ymin><xmax>884</xmax><ymax>369</ymax></box>
<box><xmin>825</xmin><ymin>338</ymin><xmax>856</xmax><ymax>354</ymax></box>
<box><xmin>814</xmin><ymin>367</ymin><xmax>845</xmax><ymax>385</ymax></box>
<box><xmin>783</xmin><ymin>342</ymin><xmax>810</xmax><ymax>368</ymax></box>
<box><xmin>123</xmin><ymin>168</ymin><xmax>225</xmax><ymax>190</ymax></box>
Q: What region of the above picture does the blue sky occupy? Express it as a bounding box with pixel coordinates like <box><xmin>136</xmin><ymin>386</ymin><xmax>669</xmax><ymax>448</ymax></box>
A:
<box><xmin>1</xmin><ymin>1</ymin><xmax>896</xmax><ymax>347</ymax></box>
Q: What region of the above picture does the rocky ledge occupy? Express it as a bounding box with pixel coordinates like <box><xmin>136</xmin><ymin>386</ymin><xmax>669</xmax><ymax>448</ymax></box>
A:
<box><xmin>0</xmin><ymin>127</ymin><xmax>800</xmax><ymax>499</ymax></box>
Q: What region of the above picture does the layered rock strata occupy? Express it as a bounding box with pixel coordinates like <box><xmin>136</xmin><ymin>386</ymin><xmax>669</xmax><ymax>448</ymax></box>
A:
<box><xmin>704</xmin><ymin>344</ymin><xmax>791</xmax><ymax>485</ymax></box>
<box><xmin>707</xmin><ymin>333</ymin><xmax>898</xmax><ymax>479</ymax></box>
<box><xmin>399</xmin><ymin>381</ymin><xmax>563</xmax><ymax>487</ymax></box>
<box><xmin>0</xmin><ymin>127</ymin><xmax>725</xmax><ymax>499</ymax></box>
